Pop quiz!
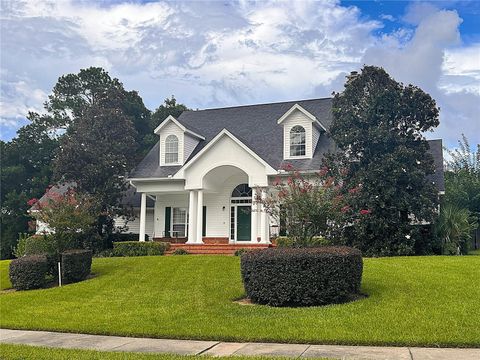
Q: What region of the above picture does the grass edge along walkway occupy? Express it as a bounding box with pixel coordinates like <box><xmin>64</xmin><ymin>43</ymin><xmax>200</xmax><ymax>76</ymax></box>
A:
<box><xmin>2</xmin><ymin>329</ymin><xmax>480</xmax><ymax>360</ymax></box>
<box><xmin>0</xmin><ymin>343</ymin><xmax>325</xmax><ymax>360</ymax></box>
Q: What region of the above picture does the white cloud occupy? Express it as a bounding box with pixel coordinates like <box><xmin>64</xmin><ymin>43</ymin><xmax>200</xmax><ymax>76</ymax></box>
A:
<box><xmin>380</xmin><ymin>14</ymin><xmax>395</xmax><ymax>22</ymax></box>
<box><xmin>0</xmin><ymin>0</ymin><xmax>478</xmax><ymax>148</ymax></box>
<box><xmin>362</xmin><ymin>8</ymin><xmax>479</xmax><ymax>147</ymax></box>
<box><xmin>402</xmin><ymin>1</ymin><xmax>440</xmax><ymax>25</ymax></box>
<box><xmin>441</xmin><ymin>44</ymin><xmax>480</xmax><ymax>95</ymax></box>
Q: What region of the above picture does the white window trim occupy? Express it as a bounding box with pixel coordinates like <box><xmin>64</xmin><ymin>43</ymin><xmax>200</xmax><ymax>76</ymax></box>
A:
<box><xmin>171</xmin><ymin>207</ymin><xmax>188</xmax><ymax>238</ymax></box>
<box><xmin>289</xmin><ymin>125</ymin><xmax>306</xmax><ymax>158</ymax></box>
<box><xmin>165</xmin><ymin>134</ymin><xmax>180</xmax><ymax>165</ymax></box>
<box><xmin>230</xmin><ymin>203</ymin><xmax>252</xmax><ymax>242</ymax></box>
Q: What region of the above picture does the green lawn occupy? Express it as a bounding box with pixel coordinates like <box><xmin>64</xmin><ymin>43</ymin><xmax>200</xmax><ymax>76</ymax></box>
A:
<box><xmin>1</xmin><ymin>255</ymin><xmax>479</xmax><ymax>347</ymax></box>
<box><xmin>0</xmin><ymin>344</ymin><xmax>321</xmax><ymax>360</ymax></box>
<box><xmin>0</xmin><ymin>260</ymin><xmax>11</xmax><ymax>290</ymax></box>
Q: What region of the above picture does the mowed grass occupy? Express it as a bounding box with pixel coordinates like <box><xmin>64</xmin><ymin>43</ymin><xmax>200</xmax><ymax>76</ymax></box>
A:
<box><xmin>0</xmin><ymin>260</ymin><xmax>11</xmax><ymax>290</ymax></box>
<box><xmin>0</xmin><ymin>344</ymin><xmax>327</xmax><ymax>360</ymax></box>
<box><xmin>0</xmin><ymin>255</ymin><xmax>479</xmax><ymax>347</ymax></box>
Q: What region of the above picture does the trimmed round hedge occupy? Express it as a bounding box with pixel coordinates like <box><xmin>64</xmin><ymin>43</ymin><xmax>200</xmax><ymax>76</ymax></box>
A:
<box><xmin>9</xmin><ymin>255</ymin><xmax>49</xmax><ymax>291</ymax></box>
<box><xmin>240</xmin><ymin>246</ymin><xmax>363</xmax><ymax>307</ymax></box>
<box><xmin>61</xmin><ymin>249</ymin><xmax>92</xmax><ymax>284</ymax></box>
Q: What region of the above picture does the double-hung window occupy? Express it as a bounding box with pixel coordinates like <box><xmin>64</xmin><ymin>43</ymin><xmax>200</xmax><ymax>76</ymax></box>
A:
<box><xmin>290</xmin><ymin>125</ymin><xmax>306</xmax><ymax>157</ymax></box>
<box><xmin>172</xmin><ymin>207</ymin><xmax>187</xmax><ymax>237</ymax></box>
<box><xmin>165</xmin><ymin>135</ymin><xmax>179</xmax><ymax>164</ymax></box>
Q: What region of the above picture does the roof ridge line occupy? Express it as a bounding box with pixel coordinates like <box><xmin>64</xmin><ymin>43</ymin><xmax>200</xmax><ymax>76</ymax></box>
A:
<box><xmin>183</xmin><ymin>97</ymin><xmax>332</xmax><ymax>113</ymax></box>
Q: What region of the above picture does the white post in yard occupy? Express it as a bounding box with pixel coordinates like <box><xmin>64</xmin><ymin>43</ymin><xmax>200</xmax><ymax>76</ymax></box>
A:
<box><xmin>58</xmin><ymin>262</ymin><xmax>62</xmax><ymax>287</ymax></box>
<box><xmin>251</xmin><ymin>187</ymin><xmax>258</xmax><ymax>242</ymax></box>
<box><xmin>196</xmin><ymin>189</ymin><xmax>204</xmax><ymax>244</ymax></box>
<box><xmin>139</xmin><ymin>192</ymin><xmax>147</xmax><ymax>242</ymax></box>
<box><xmin>187</xmin><ymin>190</ymin><xmax>197</xmax><ymax>244</ymax></box>
<box><xmin>260</xmin><ymin>188</ymin><xmax>267</xmax><ymax>243</ymax></box>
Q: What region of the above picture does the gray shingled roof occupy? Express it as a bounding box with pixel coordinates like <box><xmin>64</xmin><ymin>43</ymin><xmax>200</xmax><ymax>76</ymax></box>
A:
<box><xmin>30</xmin><ymin>182</ymin><xmax>154</xmax><ymax>210</ymax></box>
<box><xmin>129</xmin><ymin>97</ymin><xmax>444</xmax><ymax>192</ymax></box>
<box><xmin>427</xmin><ymin>139</ymin><xmax>445</xmax><ymax>192</ymax></box>
<box><xmin>130</xmin><ymin>98</ymin><xmax>334</xmax><ymax>178</ymax></box>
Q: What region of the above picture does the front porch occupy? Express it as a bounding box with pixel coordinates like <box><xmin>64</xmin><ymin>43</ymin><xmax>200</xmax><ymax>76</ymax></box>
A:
<box><xmin>130</xmin><ymin>129</ymin><xmax>279</xmax><ymax>246</ymax></box>
<box><xmin>134</xmin><ymin>165</ymin><xmax>276</xmax><ymax>245</ymax></box>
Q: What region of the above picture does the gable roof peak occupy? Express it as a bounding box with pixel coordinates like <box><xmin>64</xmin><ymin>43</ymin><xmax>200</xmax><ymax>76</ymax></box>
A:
<box><xmin>154</xmin><ymin>115</ymin><xmax>205</xmax><ymax>140</ymax></box>
<box><xmin>277</xmin><ymin>103</ymin><xmax>327</xmax><ymax>131</ymax></box>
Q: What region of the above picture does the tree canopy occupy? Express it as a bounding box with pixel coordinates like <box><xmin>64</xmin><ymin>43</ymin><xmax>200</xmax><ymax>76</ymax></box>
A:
<box><xmin>1</xmin><ymin>67</ymin><xmax>189</xmax><ymax>259</ymax></box>
<box><xmin>442</xmin><ymin>135</ymin><xmax>480</xmax><ymax>251</ymax></box>
<box><xmin>330</xmin><ymin>66</ymin><xmax>440</xmax><ymax>256</ymax></box>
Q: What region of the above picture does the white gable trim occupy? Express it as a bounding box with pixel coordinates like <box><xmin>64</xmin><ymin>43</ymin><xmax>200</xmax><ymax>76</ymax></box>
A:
<box><xmin>175</xmin><ymin>129</ymin><xmax>277</xmax><ymax>178</ymax></box>
<box><xmin>277</xmin><ymin>104</ymin><xmax>327</xmax><ymax>131</ymax></box>
<box><xmin>154</xmin><ymin>115</ymin><xmax>205</xmax><ymax>140</ymax></box>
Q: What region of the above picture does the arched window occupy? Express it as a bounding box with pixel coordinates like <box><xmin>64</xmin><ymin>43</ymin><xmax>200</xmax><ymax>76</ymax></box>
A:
<box><xmin>231</xmin><ymin>184</ymin><xmax>252</xmax><ymax>198</ymax></box>
<box><xmin>165</xmin><ymin>135</ymin><xmax>179</xmax><ymax>164</ymax></box>
<box><xmin>290</xmin><ymin>125</ymin><xmax>306</xmax><ymax>156</ymax></box>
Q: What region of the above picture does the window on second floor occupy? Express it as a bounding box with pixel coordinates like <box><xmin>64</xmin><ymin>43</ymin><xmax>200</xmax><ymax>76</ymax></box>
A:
<box><xmin>290</xmin><ymin>125</ymin><xmax>306</xmax><ymax>157</ymax></box>
<box><xmin>165</xmin><ymin>134</ymin><xmax>179</xmax><ymax>164</ymax></box>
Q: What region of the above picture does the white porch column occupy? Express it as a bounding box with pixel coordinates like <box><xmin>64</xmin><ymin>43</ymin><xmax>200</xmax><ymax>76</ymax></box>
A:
<box><xmin>187</xmin><ymin>190</ymin><xmax>197</xmax><ymax>244</ymax></box>
<box><xmin>259</xmin><ymin>188</ymin><xmax>267</xmax><ymax>243</ymax></box>
<box><xmin>196</xmin><ymin>189</ymin><xmax>204</xmax><ymax>244</ymax></box>
<box><xmin>251</xmin><ymin>187</ymin><xmax>258</xmax><ymax>242</ymax></box>
<box><xmin>139</xmin><ymin>193</ymin><xmax>147</xmax><ymax>242</ymax></box>
<box><xmin>153</xmin><ymin>196</ymin><xmax>161</xmax><ymax>239</ymax></box>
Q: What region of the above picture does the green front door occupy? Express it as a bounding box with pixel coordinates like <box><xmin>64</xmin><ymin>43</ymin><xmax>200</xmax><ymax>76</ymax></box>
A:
<box><xmin>236</xmin><ymin>206</ymin><xmax>251</xmax><ymax>241</ymax></box>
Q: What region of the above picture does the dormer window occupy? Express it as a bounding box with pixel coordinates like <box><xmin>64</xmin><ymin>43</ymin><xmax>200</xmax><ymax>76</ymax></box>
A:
<box><xmin>155</xmin><ymin>115</ymin><xmax>205</xmax><ymax>167</ymax></box>
<box><xmin>278</xmin><ymin>103</ymin><xmax>326</xmax><ymax>160</ymax></box>
<box><xmin>290</xmin><ymin>125</ymin><xmax>306</xmax><ymax>157</ymax></box>
<box><xmin>165</xmin><ymin>135</ymin><xmax>179</xmax><ymax>164</ymax></box>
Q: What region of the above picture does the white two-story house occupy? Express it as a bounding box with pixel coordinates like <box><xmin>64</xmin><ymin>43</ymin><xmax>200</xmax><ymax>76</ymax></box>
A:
<box><xmin>125</xmin><ymin>98</ymin><xmax>445</xmax><ymax>246</ymax></box>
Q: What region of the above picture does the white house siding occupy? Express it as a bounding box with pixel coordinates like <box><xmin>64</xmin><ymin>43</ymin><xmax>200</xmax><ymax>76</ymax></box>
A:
<box><xmin>181</xmin><ymin>134</ymin><xmax>270</xmax><ymax>189</ymax></box>
<box><xmin>114</xmin><ymin>209</ymin><xmax>155</xmax><ymax>238</ymax></box>
<box><xmin>312</xmin><ymin>126</ymin><xmax>320</xmax><ymax>153</ymax></box>
<box><xmin>282</xmin><ymin>109</ymin><xmax>313</xmax><ymax>159</ymax></box>
<box><xmin>154</xmin><ymin>194</ymin><xmax>189</xmax><ymax>238</ymax></box>
<box><xmin>159</xmin><ymin>121</ymin><xmax>184</xmax><ymax>166</ymax></box>
<box><xmin>152</xmin><ymin>176</ymin><xmax>252</xmax><ymax>239</ymax></box>
<box><xmin>35</xmin><ymin>220</ymin><xmax>51</xmax><ymax>234</ymax></box>
<box><xmin>184</xmin><ymin>133</ymin><xmax>199</xmax><ymax>162</ymax></box>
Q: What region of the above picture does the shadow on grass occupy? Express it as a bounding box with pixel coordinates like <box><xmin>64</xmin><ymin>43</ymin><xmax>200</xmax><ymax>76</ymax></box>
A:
<box><xmin>233</xmin><ymin>292</ymin><xmax>369</xmax><ymax>307</ymax></box>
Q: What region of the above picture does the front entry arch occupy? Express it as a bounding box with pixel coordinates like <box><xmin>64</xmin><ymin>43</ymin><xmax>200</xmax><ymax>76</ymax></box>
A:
<box><xmin>230</xmin><ymin>184</ymin><xmax>252</xmax><ymax>242</ymax></box>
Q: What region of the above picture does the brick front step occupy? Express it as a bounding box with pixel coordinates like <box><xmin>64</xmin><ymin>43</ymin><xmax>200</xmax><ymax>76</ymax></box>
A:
<box><xmin>166</xmin><ymin>243</ymin><xmax>274</xmax><ymax>255</ymax></box>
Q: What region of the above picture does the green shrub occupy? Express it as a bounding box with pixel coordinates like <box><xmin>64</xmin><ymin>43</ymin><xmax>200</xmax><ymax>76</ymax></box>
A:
<box><xmin>14</xmin><ymin>235</ymin><xmax>58</xmax><ymax>276</ymax></box>
<box><xmin>14</xmin><ymin>235</ymin><xmax>56</xmax><ymax>258</ymax></box>
<box><xmin>13</xmin><ymin>233</ymin><xmax>29</xmax><ymax>258</ymax></box>
<box><xmin>94</xmin><ymin>249</ymin><xmax>114</xmax><ymax>258</ymax></box>
<box><xmin>112</xmin><ymin>241</ymin><xmax>169</xmax><ymax>257</ymax></box>
<box><xmin>435</xmin><ymin>205</ymin><xmax>476</xmax><ymax>255</ymax></box>
<box><xmin>275</xmin><ymin>236</ymin><xmax>331</xmax><ymax>248</ymax></box>
<box><xmin>234</xmin><ymin>248</ymin><xmax>250</xmax><ymax>256</ymax></box>
<box><xmin>109</xmin><ymin>233</ymin><xmax>149</xmax><ymax>242</ymax></box>
<box><xmin>241</xmin><ymin>246</ymin><xmax>363</xmax><ymax>307</ymax></box>
<box><xmin>9</xmin><ymin>255</ymin><xmax>49</xmax><ymax>290</ymax></box>
<box><xmin>61</xmin><ymin>250</ymin><xmax>92</xmax><ymax>284</ymax></box>
<box><xmin>172</xmin><ymin>248</ymin><xmax>189</xmax><ymax>255</ymax></box>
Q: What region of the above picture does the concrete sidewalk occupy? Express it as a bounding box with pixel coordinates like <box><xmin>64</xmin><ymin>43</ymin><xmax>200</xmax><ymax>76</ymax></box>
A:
<box><xmin>1</xmin><ymin>329</ymin><xmax>479</xmax><ymax>360</ymax></box>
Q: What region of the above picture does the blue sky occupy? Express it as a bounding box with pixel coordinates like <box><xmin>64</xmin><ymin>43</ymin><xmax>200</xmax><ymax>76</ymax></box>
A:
<box><xmin>1</xmin><ymin>0</ymin><xmax>479</xmax><ymax>148</ymax></box>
